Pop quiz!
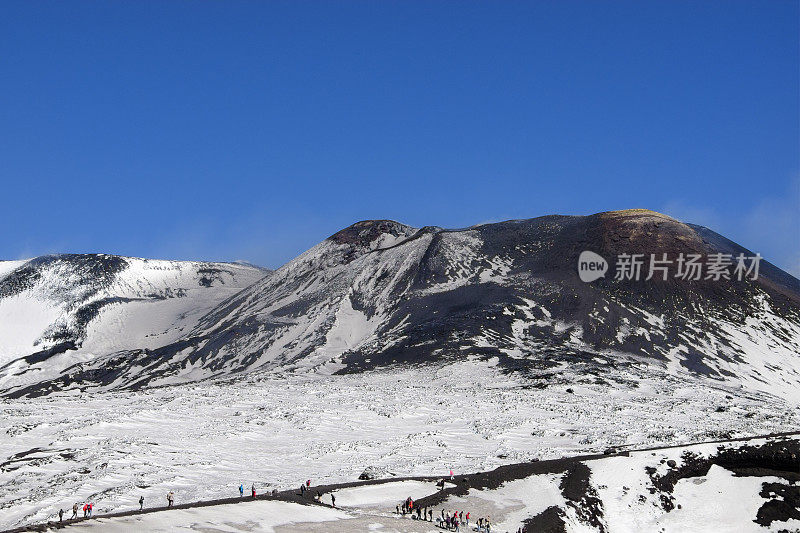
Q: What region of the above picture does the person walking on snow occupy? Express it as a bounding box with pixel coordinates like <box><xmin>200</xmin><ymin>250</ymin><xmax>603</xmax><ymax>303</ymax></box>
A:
<box><xmin>58</xmin><ymin>509</ymin><xmax>63</xmax><ymax>522</ymax></box>
<box><xmin>450</xmin><ymin>469</ymin><xmax>454</xmax><ymax>481</ymax></box>
<box><xmin>239</xmin><ymin>484</ymin><xmax>244</xmax><ymax>497</ymax></box>
<box><xmin>72</xmin><ymin>503</ymin><xmax>78</xmax><ymax>520</ymax></box>
<box><xmin>331</xmin><ymin>493</ymin><xmax>336</xmax><ymax>507</ymax></box>
<box><xmin>251</xmin><ymin>484</ymin><xmax>256</xmax><ymax>498</ymax></box>
<box><xmin>139</xmin><ymin>496</ymin><xmax>144</xmax><ymax>511</ymax></box>
<box><xmin>167</xmin><ymin>491</ymin><xmax>174</xmax><ymax>507</ymax></box>
<box><xmin>82</xmin><ymin>503</ymin><xmax>88</xmax><ymax>518</ymax></box>
<box><xmin>87</xmin><ymin>503</ymin><xmax>93</xmax><ymax>518</ymax></box>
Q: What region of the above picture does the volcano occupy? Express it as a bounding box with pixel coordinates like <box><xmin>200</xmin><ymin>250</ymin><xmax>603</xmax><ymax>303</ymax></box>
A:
<box><xmin>2</xmin><ymin>210</ymin><xmax>797</xmax><ymax>401</ymax></box>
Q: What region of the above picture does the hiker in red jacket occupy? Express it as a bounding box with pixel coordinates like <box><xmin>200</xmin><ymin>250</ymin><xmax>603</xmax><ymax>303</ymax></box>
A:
<box><xmin>251</xmin><ymin>484</ymin><xmax>256</xmax><ymax>498</ymax></box>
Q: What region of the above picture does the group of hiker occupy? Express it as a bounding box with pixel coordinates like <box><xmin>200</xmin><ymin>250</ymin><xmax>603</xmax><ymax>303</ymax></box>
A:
<box><xmin>435</xmin><ymin>511</ymin><xmax>491</xmax><ymax>532</ymax></box>
<box><xmin>54</xmin><ymin>502</ymin><xmax>94</xmax><ymax>523</ymax></box>
<box><xmin>396</xmin><ymin>497</ymin><xmax>492</xmax><ymax>532</ymax></box>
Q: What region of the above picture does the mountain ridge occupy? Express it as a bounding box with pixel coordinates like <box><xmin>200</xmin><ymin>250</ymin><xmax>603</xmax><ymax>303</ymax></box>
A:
<box><xmin>1</xmin><ymin>210</ymin><xmax>798</xmax><ymax>400</ymax></box>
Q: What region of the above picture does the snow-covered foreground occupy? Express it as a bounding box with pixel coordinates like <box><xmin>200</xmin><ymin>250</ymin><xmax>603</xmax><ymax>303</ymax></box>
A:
<box><xmin>20</xmin><ymin>436</ymin><xmax>800</xmax><ymax>532</ymax></box>
<box><xmin>1</xmin><ymin>357</ymin><xmax>797</xmax><ymax>530</ymax></box>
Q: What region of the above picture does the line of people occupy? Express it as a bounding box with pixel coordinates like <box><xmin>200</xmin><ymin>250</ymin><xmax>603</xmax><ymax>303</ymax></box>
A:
<box><xmin>54</xmin><ymin>490</ymin><xmax>156</xmax><ymax>524</ymax></box>
<box><xmin>54</xmin><ymin>502</ymin><xmax>93</xmax><ymax>523</ymax></box>
<box><xmin>50</xmin><ymin>477</ymin><xmax>508</xmax><ymax>532</ymax></box>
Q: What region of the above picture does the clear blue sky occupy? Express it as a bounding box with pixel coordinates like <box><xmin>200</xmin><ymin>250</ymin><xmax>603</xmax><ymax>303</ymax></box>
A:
<box><xmin>1</xmin><ymin>1</ymin><xmax>798</xmax><ymax>274</ymax></box>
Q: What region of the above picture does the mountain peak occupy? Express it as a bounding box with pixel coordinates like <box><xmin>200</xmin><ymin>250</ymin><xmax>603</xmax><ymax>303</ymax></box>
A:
<box><xmin>328</xmin><ymin>220</ymin><xmax>417</xmax><ymax>245</ymax></box>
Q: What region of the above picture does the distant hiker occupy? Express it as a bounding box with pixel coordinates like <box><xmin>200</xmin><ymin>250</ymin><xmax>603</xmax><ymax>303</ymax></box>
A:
<box><xmin>428</xmin><ymin>509</ymin><xmax>433</xmax><ymax>521</ymax></box>
<box><xmin>331</xmin><ymin>493</ymin><xmax>336</xmax><ymax>507</ymax></box>
<box><xmin>167</xmin><ymin>491</ymin><xmax>174</xmax><ymax>507</ymax></box>
<box><xmin>58</xmin><ymin>509</ymin><xmax>63</xmax><ymax>522</ymax></box>
<box><xmin>396</xmin><ymin>504</ymin><xmax>400</xmax><ymax>514</ymax></box>
<box><xmin>465</xmin><ymin>511</ymin><xmax>470</xmax><ymax>526</ymax></box>
<box><xmin>300</xmin><ymin>483</ymin><xmax>305</xmax><ymax>495</ymax></box>
<box><xmin>87</xmin><ymin>503</ymin><xmax>93</xmax><ymax>517</ymax></box>
<box><xmin>272</xmin><ymin>488</ymin><xmax>278</xmax><ymax>496</ymax></box>
<box><xmin>450</xmin><ymin>469</ymin><xmax>454</xmax><ymax>480</ymax></box>
<box><xmin>82</xmin><ymin>503</ymin><xmax>88</xmax><ymax>518</ymax></box>
<box><xmin>251</xmin><ymin>484</ymin><xmax>256</xmax><ymax>498</ymax></box>
<box><xmin>239</xmin><ymin>484</ymin><xmax>244</xmax><ymax>497</ymax></box>
<box><xmin>72</xmin><ymin>502</ymin><xmax>78</xmax><ymax>519</ymax></box>
<box><xmin>315</xmin><ymin>490</ymin><xmax>322</xmax><ymax>501</ymax></box>
<box><xmin>306</xmin><ymin>479</ymin><xmax>311</xmax><ymax>490</ymax></box>
<box><xmin>139</xmin><ymin>496</ymin><xmax>144</xmax><ymax>511</ymax></box>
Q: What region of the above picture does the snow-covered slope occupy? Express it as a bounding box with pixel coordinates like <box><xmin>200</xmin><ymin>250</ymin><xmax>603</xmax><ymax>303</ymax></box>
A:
<box><xmin>0</xmin><ymin>254</ymin><xmax>267</xmax><ymax>395</ymax></box>
<box><xmin>11</xmin><ymin>211</ymin><xmax>795</xmax><ymax>404</ymax></box>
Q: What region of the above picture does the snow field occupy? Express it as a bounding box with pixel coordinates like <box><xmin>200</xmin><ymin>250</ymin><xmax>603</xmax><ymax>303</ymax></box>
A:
<box><xmin>1</xmin><ymin>358</ymin><xmax>796</xmax><ymax>530</ymax></box>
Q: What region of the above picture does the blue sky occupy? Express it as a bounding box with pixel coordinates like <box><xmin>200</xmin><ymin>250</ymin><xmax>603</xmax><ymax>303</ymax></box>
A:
<box><xmin>1</xmin><ymin>1</ymin><xmax>798</xmax><ymax>274</ymax></box>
